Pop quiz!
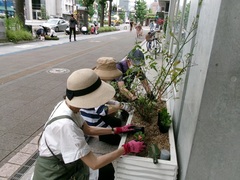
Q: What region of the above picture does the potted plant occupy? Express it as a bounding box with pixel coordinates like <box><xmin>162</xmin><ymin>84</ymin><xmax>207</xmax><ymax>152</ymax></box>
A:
<box><xmin>157</xmin><ymin>107</ymin><xmax>172</xmax><ymax>133</ymax></box>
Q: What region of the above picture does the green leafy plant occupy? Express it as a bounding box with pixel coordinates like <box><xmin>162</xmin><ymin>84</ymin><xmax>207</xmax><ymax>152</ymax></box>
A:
<box><xmin>133</xmin><ymin>131</ymin><xmax>145</xmax><ymax>141</ymax></box>
<box><xmin>128</xmin><ymin>18</ymin><xmax>198</xmax><ymax>122</ymax></box>
<box><xmin>5</xmin><ymin>17</ymin><xmax>33</xmax><ymax>42</ymax></box>
<box><xmin>158</xmin><ymin>107</ymin><xmax>172</xmax><ymax>127</ymax></box>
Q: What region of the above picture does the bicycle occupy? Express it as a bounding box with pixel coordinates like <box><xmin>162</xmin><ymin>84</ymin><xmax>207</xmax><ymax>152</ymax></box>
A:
<box><xmin>146</xmin><ymin>31</ymin><xmax>161</xmax><ymax>59</ymax></box>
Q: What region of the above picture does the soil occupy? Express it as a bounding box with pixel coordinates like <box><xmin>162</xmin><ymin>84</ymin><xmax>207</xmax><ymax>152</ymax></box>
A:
<box><xmin>126</xmin><ymin>112</ymin><xmax>170</xmax><ymax>157</ymax></box>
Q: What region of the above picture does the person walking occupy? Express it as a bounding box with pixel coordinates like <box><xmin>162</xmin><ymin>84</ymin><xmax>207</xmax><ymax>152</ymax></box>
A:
<box><xmin>149</xmin><ymin>20</ymin><xmax>155</xmax><ymax>31</ymax></box>
<box><xmin>69</xmin><ymin>14</ymin><xmax>78</xmax><ymax>42</ymax></box>
<box><xmin>32</xmin><ymin>69</ymin><xmax>145</xmax><ymax>180</ymax></box>
<box><xmin>130</xmin><ymin>21</ymin><xmax>133</xmax><ymax>32</ymax></box>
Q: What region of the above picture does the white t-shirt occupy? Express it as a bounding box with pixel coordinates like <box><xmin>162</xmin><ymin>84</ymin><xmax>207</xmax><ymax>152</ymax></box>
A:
<box><xmin>39</xmin><ymin>100</ymin><xmax>91</xmax><ymax>164</ymax></box>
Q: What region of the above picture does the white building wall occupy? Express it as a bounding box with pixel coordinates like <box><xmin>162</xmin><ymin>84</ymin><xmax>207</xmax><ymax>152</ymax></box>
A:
<box><xmin>170</xmin><ymin>0</ymin><xmax>240</xmax><ymax>179</ymax></box>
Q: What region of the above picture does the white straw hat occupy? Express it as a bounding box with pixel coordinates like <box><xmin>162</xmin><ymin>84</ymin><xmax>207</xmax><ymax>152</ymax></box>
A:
<box><xmin>93</xmin><ymin>57</ymin><xmax>122</xmax><ymax>81</ymax></box>
<box><xmin>66</xmin><ymin>69</ymin><xmax>115</xmax><ymax>108</ymax></box>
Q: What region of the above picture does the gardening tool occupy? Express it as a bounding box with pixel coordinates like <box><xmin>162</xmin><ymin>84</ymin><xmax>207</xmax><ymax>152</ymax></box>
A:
<box><xmin>148</xmin><ymin>144</ymin><xmax>160</xmax><ymax>164</ymax></box>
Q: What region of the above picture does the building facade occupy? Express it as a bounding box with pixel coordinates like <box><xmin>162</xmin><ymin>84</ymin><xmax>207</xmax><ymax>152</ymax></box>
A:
<box><xmin>165</xmin><ymin>0</ymin><xmax>240</xmax><ymax>179</ymax></box>
<box><xmin>25</xmin><ymin>0</ymin><xmax>76</xmax><ymax>20</ymax></box>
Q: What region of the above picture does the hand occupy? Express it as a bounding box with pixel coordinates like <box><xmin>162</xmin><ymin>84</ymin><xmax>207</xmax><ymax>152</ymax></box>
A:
<box><xmin>122</xmin><ymin>140</ymin><xmax>146</xmax><ymax>154</ymax></box>
<box><xmin>121</xmin><ymin>102</ymin><xmax>133</xmax><ymax>112</ymax></box>
<box><xmin>114</xmin><ymin>124</ymin><xmax>135</xmax><ymax>134</ymax></box>
<box><xmin>131</xmin><ymin>95</ymin><xmax>138</xmax><ymax>101</ymax></box>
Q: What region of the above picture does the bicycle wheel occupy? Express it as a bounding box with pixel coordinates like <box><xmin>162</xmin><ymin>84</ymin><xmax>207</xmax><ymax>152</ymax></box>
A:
<box><xmin>152</xmin><ymin>40</ymin><xmax>161</xmax><ymax>54</ymax></box>
<box><xmin>146</xmin><ymin>41</ymin><xmax>152</xmax><ymax>51</ymax></box>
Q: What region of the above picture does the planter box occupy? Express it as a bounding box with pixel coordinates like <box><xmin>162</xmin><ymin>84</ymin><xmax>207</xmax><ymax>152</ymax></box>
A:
<box><xmin>115</xmin><ymin>101</ymin><xmax>178</xmax><ymax>180</ymax></box>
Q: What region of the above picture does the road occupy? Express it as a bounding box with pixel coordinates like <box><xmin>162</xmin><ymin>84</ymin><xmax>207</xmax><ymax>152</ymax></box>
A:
<box><xmin>0</xmin><ymin>29</ymin><xmax>146</xmax><ymax>170</ymax></box>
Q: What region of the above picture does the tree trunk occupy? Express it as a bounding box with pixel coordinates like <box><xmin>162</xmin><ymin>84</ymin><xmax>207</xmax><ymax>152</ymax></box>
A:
<box><xmin>108</xmin><ymin>0</ymin><xmax>112</xmax><ymax>26</ymax></box>
<box><xmin>15</xmin><ymin>0</ymin><xmax>25</xmax><ymax>26</ymax></box>
<box><xmin>100</xmin><ymin>3</ymin><xmax>105</xmax><ymax>27</ymax></box>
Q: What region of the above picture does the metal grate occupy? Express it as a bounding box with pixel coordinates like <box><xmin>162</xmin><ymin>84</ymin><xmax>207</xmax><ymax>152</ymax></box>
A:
<box><xmin>10</xmin><ymin>151</ymin><xmax>39</xmax><ymax>180</ymax></box>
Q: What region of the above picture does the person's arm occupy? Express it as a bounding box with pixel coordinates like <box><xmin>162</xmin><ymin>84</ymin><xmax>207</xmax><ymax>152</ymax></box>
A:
<box><xmin>81</xmin><ymin>149</ymin><xmax>124</xmax><ymax>170</ymax></box>
<box><xmin>141</xmin><ymin>79</ymin><xmax>151</xmax><ymax>94</ymax></box>
<box><xmin>82</xmin><ymin>121</ymin><xmax>113</xmax><ymax>136</ymax></box>
<box><xmin>117</xmin><ymin>80</ymin><xmax>137</xmax><ymax>101</ymax></box>
<box><xmin>81</xmin><ymin>139</ymin><xmax>145</xmax><ymax>170</ymax></box>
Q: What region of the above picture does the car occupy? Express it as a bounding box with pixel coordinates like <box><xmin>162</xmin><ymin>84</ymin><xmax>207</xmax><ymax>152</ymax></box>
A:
<box><xmin>42</xmin><ymin>18</ymin><xmax>69</xmax><ymax>32</ymax></box>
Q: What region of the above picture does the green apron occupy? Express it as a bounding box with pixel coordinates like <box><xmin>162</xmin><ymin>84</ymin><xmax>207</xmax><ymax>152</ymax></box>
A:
<box><xmin>33</xmin><ymin>115</ymin><xmax>89</xmax><ymax>180</ymax></box>
<box><xmin>33</xmin><ymin>155</ymin><xmax>89</xmax><ymax>180</ymax></box>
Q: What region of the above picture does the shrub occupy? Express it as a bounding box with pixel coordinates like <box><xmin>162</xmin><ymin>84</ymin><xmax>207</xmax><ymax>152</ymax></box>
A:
<box><xmin>6</xmin><ymin>30</ymin><xmax>33</xmax><ymax>42</ymax></box>
<box><xmin>5</xmin><ymin>17</ymin><xmax>33</xmax><ymax>42</ymax></box>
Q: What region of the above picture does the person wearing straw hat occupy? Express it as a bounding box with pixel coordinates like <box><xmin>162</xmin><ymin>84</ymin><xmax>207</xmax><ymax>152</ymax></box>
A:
<box><xmin>32</xmin><ymin>69</ymin><xmax>145</xmax><ymax>180</ymax></box>
<box><xmin>80</xmin><ymin>58</ymin><xmax>133</xmax><ymax>145</ymax></box>
<box><xmin>115</xmin><ymin>48</ymin><xmax>154</xmax><ymax>102</ymax></box>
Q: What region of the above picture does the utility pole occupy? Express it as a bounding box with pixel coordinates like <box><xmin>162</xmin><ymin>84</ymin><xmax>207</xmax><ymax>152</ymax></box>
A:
<box><xmin>4</xmin><ymin>0</ymin><xmax>8</xmax><ymax>18</ymax></box>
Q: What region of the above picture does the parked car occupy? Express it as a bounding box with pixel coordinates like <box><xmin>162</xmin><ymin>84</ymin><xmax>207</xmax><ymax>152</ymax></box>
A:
<box><xmin>42</xmin><ymin>18</ymin><xmax>69</xmax><ymax>32</ymax></box>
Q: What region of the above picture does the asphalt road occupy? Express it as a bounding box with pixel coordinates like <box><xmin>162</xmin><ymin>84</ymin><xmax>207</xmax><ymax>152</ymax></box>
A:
<box><xmin>0</xmin><ymin>29</ymin><xmax>146</xmax><ymax>168</ymax></box>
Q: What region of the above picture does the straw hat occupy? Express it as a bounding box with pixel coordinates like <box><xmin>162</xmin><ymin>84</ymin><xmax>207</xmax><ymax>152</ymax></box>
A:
<box><xmin>66</xmin><ymin>69</ymin><xmax>115</xmax><ymax>108</ymax></box>
<box><xmin>93</xmin><ymin>57</ymin><xmax>122</xmax><ymax>81</ymax></box>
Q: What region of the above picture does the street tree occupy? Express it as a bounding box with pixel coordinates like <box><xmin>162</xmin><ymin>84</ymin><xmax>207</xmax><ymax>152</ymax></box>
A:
<box><xmin>14</xmin><ymin>0</ymin><xmax>25</xmax><ymax>25</ymax></box>
<box><xmin>77</xmin><ymin>0</ymin><xmax>95</xmax><ymax>19</ymax></box>
<box><xmin>134</xmin><ymin>0</ymin><xmax>147</xmax><ymax>24</ymax></box>
<box><xmin>98</xmin><ymin>0</ymin><xmax>107</xmax><ymax>27</ymax></box>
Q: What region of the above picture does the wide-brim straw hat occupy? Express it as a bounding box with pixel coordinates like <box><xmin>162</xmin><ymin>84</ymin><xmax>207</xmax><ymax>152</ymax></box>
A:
<box><xmin>66</xmin><ymin>69</ymin><xmax>115</xmax><ymax>108</ymax></box>
<box><xmin>93</xmin><ymin>57</ymin><xmax>122</xmax><ymax>81</ymax></box>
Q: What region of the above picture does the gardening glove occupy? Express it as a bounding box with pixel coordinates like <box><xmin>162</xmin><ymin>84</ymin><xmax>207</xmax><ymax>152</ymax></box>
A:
<box><xmin>114</xmin><ymin>124</ymin><xmax>135</xmax><ymax>134</ymax></box>
<box><xmin>120</xmin><ymin>102</ymin><xmax>134</xmax><ymax>112</ymax></box>
<box><xmin>122</xmin><ymin>140</ymin><xmax>146</xmax><ymax>155</ymax></box>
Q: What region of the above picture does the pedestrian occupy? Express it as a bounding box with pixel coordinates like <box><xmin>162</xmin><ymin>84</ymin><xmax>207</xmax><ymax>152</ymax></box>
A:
<box><xmin>149</xmin><ymin>20</ymin><xmax>155</xmax><ymax>31</ymax></box>
<box><xmin>135</xmin><ymin>23</ymin><xmax>143</xmax><ymax>37</ymax></box>
<box><xmin>115</xmin><ymin>49</ymin><xmax>154</xmax><ymax>102</ymax></box>
<box><xmin>94</xmin><ymin>21</ymin><xmax>98</xmax><ymax>35</ymax></box>
<box><xmin>130</xmin><ymin>21</ymin><xmax>133</xmax><ymax>32</ymax></box>
<box><xmin>32</xmin><ymin>69</ymin><xmax>145</xmax><ymax>180</ymax></box>
<box><xmin>69</xmin><ymin>14</ymin><xmax>78</xmax><ymax>42</ymax></box>
<box><xmin>81</xmin><ymin>57</ymin><xmax>133</xmax><ymax>145</ymax></box>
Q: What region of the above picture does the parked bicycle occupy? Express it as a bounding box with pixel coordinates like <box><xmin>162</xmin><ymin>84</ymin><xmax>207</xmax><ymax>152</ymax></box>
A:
<box><xmin>145</xmin><ymin>31</ymin><xmax>161</xmax><ymax>59</ymax></box>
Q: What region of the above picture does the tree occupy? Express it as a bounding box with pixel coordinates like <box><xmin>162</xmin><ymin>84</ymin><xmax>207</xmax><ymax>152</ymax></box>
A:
<box><xmin>99</xmin><ymin>0</ymin><xmax>107</xmax><ymax>27</ymax></box>
<box><xmin>77</xmin><ymin>0</ymin><xmax>95</xmax><ymax>18</ymax></box>
<box><xmin>108</xmin><ymin>0</ymin><xmax>112</xmax><ymax>26</ymax></box>
<box><xmin>15</xmin><ymin>0</ymin><xmax>25</xmax><ymax>25</ymax></box>
<box><xmin>134</xmin><ymin>0</ymin><xmax>147</xmax><ymax>24</ymax></box>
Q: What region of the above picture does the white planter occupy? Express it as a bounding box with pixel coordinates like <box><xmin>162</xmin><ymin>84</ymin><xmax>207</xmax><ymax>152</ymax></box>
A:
<box><xmin>115</xmin><ymin>101</ymin><xmax>178</xmax><ymax>180</ymax></box>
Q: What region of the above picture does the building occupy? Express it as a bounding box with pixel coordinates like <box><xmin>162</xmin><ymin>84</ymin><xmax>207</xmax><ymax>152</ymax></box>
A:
<box><xmin>165</xmin><ymin>0</ymin><xmax>240</xmax><ymax>179</ymax></box>
<box><xmin>25</xmin><ymin>0</ymin><xmax>77</xmax><ymax>20</ymax></box>
<box><xmin>0</xmin><ymin>0</ymin><xmax>14</xmax><ymax>17</ymax></box>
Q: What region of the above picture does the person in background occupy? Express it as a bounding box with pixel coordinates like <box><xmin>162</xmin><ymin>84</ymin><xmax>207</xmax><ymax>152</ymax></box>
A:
<box><xmin>149</xmin><ymin>20</ymin><xmax>155</xmax><ymax>31</ymax></box>
<box><xmin>81</xmin><ymin>25</ymin><xmax>88</xmax><ymax>35</ymax></box>
<box><xmin>135</xmin><ymin>23</ymin><xmax>143</xmax><ymax>37</ymax></box>
<box><xmin>81</xmin><ymin>57</ymin><xmax>133</xmax><ymax>145</ymax></box>
<box><xmin>130</xmin><ymin>20</ymin><xmax>133</xmax><ymax>32</ymax></box>
<box><xmin>90</xmin><ymin>25</ymin><xmax>95</xmax><ymax>34</ymax></box>
<box><xmin>32</xmin><ymin>69</ymin><xmax>145</xmax><ymax>180</ymax></box>
<box><xmin>49</xmin><ymin>27</ymin><xmax>57</xmax><ymax>38</ymax></box>
<box><xmin>94</xmin><ymin>21</ymin><xmax>98</xmax><ymax>35</ymax></box>
<box><xmin>69</xmin><ymin>14</ymin><xmax>78</xmax><ymax>42</ymax></box>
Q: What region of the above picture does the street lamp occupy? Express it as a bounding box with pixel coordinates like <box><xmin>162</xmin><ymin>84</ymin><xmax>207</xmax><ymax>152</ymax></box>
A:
<box><xmin>4</xmin><ymin>0</ymin><xmax>8</xmax><ymax>18</ymax></box>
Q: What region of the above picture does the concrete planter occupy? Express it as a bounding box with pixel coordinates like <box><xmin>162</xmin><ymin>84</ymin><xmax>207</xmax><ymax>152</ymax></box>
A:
<box><xmin>115</xmin><ymin>101</ymin><xmax>178</xmax><ymax>180</ymax></box>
